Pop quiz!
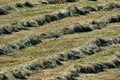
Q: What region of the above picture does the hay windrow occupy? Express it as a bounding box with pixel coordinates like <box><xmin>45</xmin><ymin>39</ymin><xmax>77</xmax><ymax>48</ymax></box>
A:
<box><xmin>0</xmin><ymin>1</ymin><xmax>34</xmax><ymax>15</ymax></box>
<box><xmin>0</xmin><ymin>36</ymin><xmax>119</xmax><ymax>80</ymax></box>
<box><xmin>54</xmin><ymin>55</ymin><xmax>120</xmax><ymax>80</ymax></box>
<box><xmin>0</xmin><ymin>1</ymin><xmax>120</xmax><ymax>80</ymax></box>
<box><xmin>0</xmin><ymin>13</ymin><xmax>119</xmax><ymax>55</ymax></box>
<box><xmin>41</xmin><ymin>0</ymin><xmax>79</xmax><ymax>4</ymax></box>
<box><xmin>0</xmin><ymin>35</ymin><xmax>42</xmax><ymax>55</ymax></box>
<box><xmin>0</xmin><ymin>0</ymin><xmax>79</xmax><ymax>16</ymax></box>
<box><xmin>0</xmin><ymin>23</ymin><xmax>29</xmax><ymax>34</ymax></box>
<box><xmin>37</xmin><ymin>13</ymin><xmax>120</xmax><ymax>40</ymax></box>
<box><xmin>0</xmin><ymin>2</ymin><xmax>120</xmax><ymax>35</ymax></box>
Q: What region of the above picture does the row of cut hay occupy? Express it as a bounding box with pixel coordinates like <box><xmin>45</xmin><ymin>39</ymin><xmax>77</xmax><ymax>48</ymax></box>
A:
<box><xmin>0</xmin><ymin>0</ymin><xmax>80</xmax><ymax>16</ymax></box>
<box><xmin>0</xmin><ymin>0</ymin><xmax>118</xmax><ymax>16</ymax></box>
<box><xmin>0</xmin><ymin>2</ymin><xmax>120</xmax><ymax>35</ymax></box>
<box><xmin>41</xmin><ymin>0</ymin><xmax>99</xmax><ymax>4</ymax></box>
<box><xmin>54</xmin><ymin>55</ymin><xmax>120</xmax><ymax>80</ymax></box>
<box><xmin>0</xmin><ymin>23</ymin><xmax>29</xmax><ymax>34</ymax></box>
<box><xmin>0</xmin><ymin>13</ymin><xmax>120</xmax><ymax>55</ymax></box>
<box><xmin>41</xmin><ymin>0</ymin><xmax>79</xmax><ymax>4</ymax></box>
<box><xmin>0</xmin><ymin>1</ymin><xmax>34</xmax><ymax>15</ymax></box>
<box><xmin>0</xmin><ymin>35</ymin><xmax>41</xmax><ymax>55</ymax></box>
<box><xmin>38</xmin><ymin>13</ymin><xmax>120</xmax><ymax>39</ymax></box>
<box><xmin>0</xmin><ymin>36</ymin><xmax>119</xmax><ymax>79</ymax></box>
<box><xmin>33</xmin><ymin>13</ymin><xmax>120</xmax><ymax>40</ymax></box>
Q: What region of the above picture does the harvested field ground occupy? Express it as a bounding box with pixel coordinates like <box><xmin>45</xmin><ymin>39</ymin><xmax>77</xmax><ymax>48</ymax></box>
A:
<box><xmin>80</xmin><ymin>69</ymin><xmax>120</xmax><ymax>80</ymax></box>
<box><xmin>0</xmin><ymin>0</ymin><xmax>119</xmax><ymax>80</ymax></box>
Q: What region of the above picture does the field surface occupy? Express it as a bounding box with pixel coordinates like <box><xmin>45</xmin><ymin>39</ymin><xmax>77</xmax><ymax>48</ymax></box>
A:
<box><xmin>0</xmin><ymin>0</ymin><xmax>120</xmax><ymax>80</ymax></box>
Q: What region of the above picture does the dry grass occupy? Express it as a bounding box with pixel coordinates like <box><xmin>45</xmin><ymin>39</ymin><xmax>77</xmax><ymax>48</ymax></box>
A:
<box><xmin>0</xmin><ymin>9</ymin><xmax>119</xmax><ymax>45</ymax></box>
<box><xmin>0</xmin><ymin>0</ymin><xmax>97</xmax><ymax>25</ymax></box>
<box><xmin>28</xmin><ymin>45</ymin><xmax>120</xmax><ymax>80</ymax></box>
<box><xmin>0</xmin><ymin>0</ymin><xmax>119</xmax><ymax>80</ymax></box>
<box><xmin>0</xmin><ymin>22</ymin><xmax>119</xmax><ymax>71</ymax></box>
<box><xmin>0</xmin><ymin>0</ymin><xmax>116</xmax><ymax>25</ymax></box>
<box><xmin>80</xmin><ymin>69</ymin><xmax>120</xmax><ymax>80</ymax></box>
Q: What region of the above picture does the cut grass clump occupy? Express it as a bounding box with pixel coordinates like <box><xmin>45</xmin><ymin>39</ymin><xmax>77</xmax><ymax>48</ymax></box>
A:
<box><xmin>21</xmin><ymin>20</ymin><xmax>39</xmax><ymax>27</ymax></box>
<box><xmin>15</xmin><ymin>3</ymin><xmax>24</xmax><ymax>8</ymax></box>
<box><xmin>0</xmin><ymin>8</ymin><xmax>9</xmax><ymax>15</ymax></box>
<box><xmin>83</xmin><ymin>6</ymin><xmax>99</xmax><ymax>11</ymax></box>
<box><xmin>15</xmin><ymin>1</ymin><xmax>34</xmax><ymax>8</ymax></box>
<box><xmin>90</xmin><ymin>14</ymin><xmax>120</xmax><ymax>29</ymax></box>
<box><xmin>2</xmin><ymin>5</ymin><xmax>16</xmax><ymax>11</ymax></box>
<box><xmin>72</xmin><ymin>23</ymin><xmax>92</xmax><ymax>32</ymax></box>
<box><xmin>67</xmin><ymin>5</ymin><xmax>89</xmax><ymax>16</ymax></box>
<box><xmin>89</xmin><ymin>0</ymin><xmax>98</xmax><ymax>1</ymax></box>
<box><xmin>54</xmin><ymin>23</ymin><xmax>92</xmax><ymax>36</ymax></box>
<box><xmin>0</xmin><ymin>1</ymin><xmax>35</xmax><ymax>16</ymax></box>
<box><xmin>23</xmin><ymin>1</ymin><xmax>34</xmax><ymax>8</ymax></box>
<box><xmin>0</xmin><ymin>5</ymin><xmax>17</xmax><ymax>15</ymax></box>
<box><xmin>41</xmin><ymin>0</ymin><xmax>79</xmax><ymax>4</ymax></box>
<box><xmin>44</xmin><ymin>13</ymin><xmax>61</xmax><ymax>22</ymax></box>
<box><xmin>66</xmin><ymin>0</ymin><xmax>79</xmax><ymax>2</ymax></box>
<box><xmin>0</xmin><ymin>23</ymin><xmax>29</xmax><ymax>34</ymax></box>
<box><xmin>104</xmin><ymin>2</ymin><xmax>120</xmax><ymax>11</ymax></box>
<box><xmin>0</xmin><ymin>35</ymin><xmax>42</xmax><ymax>55</ymax></box>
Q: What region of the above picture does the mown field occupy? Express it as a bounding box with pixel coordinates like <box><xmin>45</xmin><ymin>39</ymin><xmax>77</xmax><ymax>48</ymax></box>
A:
<box><xmin>0</xmin><ymin>0</ymin><xmax>120</xmax><ymax>80</ymax></box>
